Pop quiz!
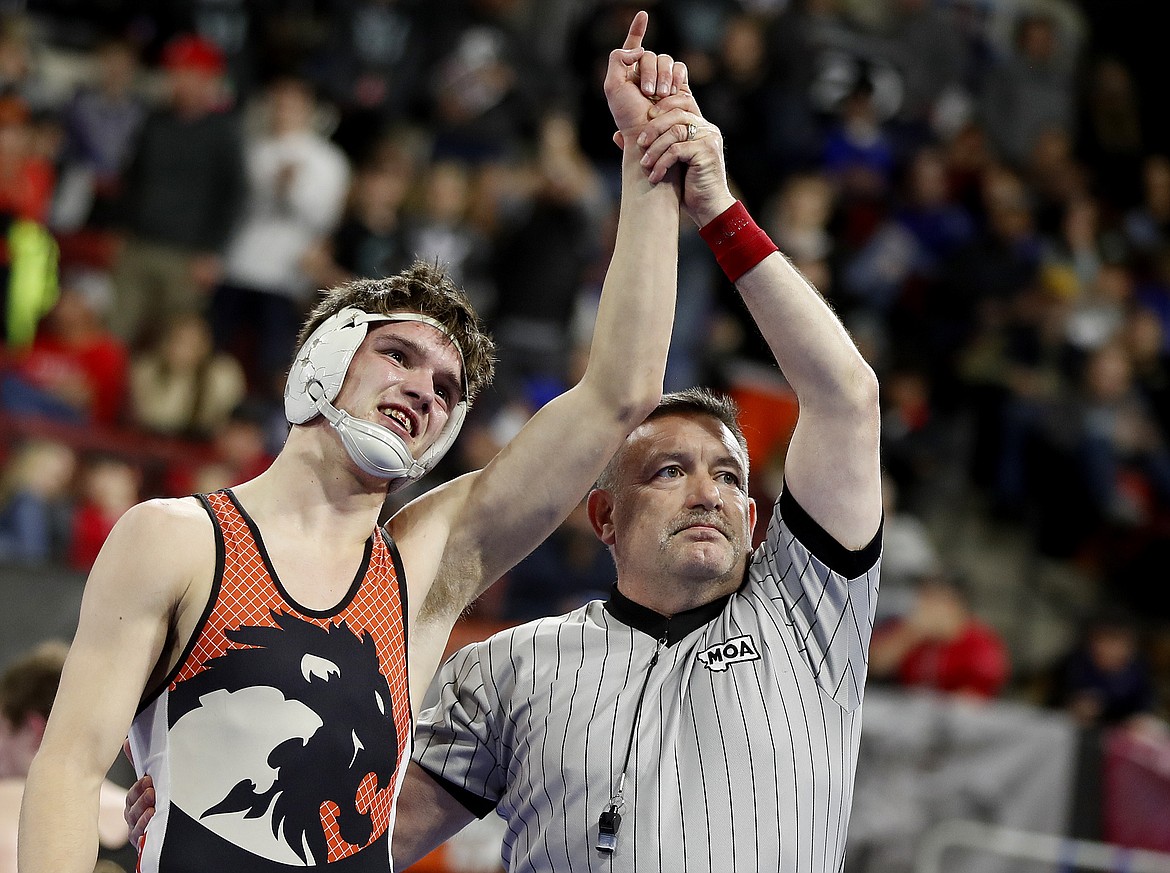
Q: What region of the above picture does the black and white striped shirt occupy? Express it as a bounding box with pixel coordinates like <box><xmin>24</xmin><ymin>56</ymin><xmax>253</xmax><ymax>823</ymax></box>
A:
<box><xmin>413</xmin><ymin>487</ymin><xmax>882</xmax><ymax>872</ymax></box>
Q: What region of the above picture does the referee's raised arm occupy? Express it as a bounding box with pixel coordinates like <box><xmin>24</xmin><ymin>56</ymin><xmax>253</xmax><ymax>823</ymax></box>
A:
<box><xmin>643</xmin><ymin>93</ymin><xmax>881</xmax><ymax>554</ymax></box>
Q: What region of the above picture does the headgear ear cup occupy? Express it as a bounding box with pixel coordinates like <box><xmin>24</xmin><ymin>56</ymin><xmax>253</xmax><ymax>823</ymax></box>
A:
<box><xmin>285</xmin><ymin>307</ymin><xmax>470</xmax><ymax>489</ymax></box>
<box><xmin>285</xmin><ymin>307</ymin><xmax>371</xmax><ymax>425</ymax></box>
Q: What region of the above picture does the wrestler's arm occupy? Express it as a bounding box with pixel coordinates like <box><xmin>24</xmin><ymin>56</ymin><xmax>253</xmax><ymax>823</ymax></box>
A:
<box><xmin>390</xmin><ymin>765</ymin><xmax>478</xmax><ymax>869</ymax></box>
<box><xmin>394</xmin><ymin>13</ymin><xmax>685</xmax><ymax>680</ymax></box>
<box><xmin>19</xmin><ymin>500</ymin><xmax>209</xmax><ymax>873</ymax></box>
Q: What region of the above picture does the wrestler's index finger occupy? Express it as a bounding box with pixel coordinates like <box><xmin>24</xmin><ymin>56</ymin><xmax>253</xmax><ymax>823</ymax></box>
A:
<box><xmin>623</xmin><ymin>10</ymin><xmax>649</xmax><ymax>51</ymax></box>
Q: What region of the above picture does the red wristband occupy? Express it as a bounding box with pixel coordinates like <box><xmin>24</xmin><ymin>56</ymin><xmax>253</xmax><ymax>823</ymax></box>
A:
<box><xmin>698</xmin><ymin>201</ymin><xmax>778</xmax><ymax>283</ymax></box>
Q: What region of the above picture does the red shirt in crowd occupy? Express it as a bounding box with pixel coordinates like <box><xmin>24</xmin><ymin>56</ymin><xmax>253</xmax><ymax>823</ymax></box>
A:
<box><xmin>0</xmin><ymin>157</ymin><xmax>54</xmax><ymax>225</ymax></box>
<box><xmin>15</xmin><ymin>331</ymin><xmax>129</xmax><ymax>425</ymax></box>
<box><xmin>68</xmin><ymin>502</ymin><xmax>117</xmax><ymax>570</ymax></box>
<box><xmin>893</xmin><ymin>621</ymin><xmax>1010</xmax><ymax>699</ymax></box>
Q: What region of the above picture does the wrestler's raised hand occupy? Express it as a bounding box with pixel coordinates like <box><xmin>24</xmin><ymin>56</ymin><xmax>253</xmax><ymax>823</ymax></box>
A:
<box><xmin>603</xmin><ymin>11</ymin><xmax>686</xmax><ymax>139</ymax></box>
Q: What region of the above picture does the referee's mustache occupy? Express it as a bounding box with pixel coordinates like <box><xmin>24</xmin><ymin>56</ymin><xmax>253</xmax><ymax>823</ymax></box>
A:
<box><xmin>670</xmin><ymin>513</ymin><xmax>731</xmax><ymax>538</ymax></box>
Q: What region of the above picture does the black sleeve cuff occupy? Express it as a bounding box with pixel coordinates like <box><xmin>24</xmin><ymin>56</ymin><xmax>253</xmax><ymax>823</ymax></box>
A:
<box><xmin>416</xmin><ymin>763</ymin><xmax>499</xmax><ymax>819</ymax></box>
<box><xmin>779</xmin><ymin>484</ymin><xmax>882</xmax><ymax>579</ymax></box>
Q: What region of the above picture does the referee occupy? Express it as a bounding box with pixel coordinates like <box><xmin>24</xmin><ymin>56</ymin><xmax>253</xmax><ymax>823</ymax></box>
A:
<box><xmin>126</xmin><ymin>58</ymin><xmax>883</xmax><ymax>873</ymax></box>
<box><xmin>398</xmin><ymin>87</ymin><xmax>883</xmax><ymax>872</ymax></box>
<box><xmin>406</xmin><ymin>387</ymin><xmax>881</xmax><ymax>873</ymax></box>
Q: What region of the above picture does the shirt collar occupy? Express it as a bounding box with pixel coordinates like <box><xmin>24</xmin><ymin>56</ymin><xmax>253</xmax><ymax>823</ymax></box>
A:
<box><xmin>604</xmin><ymin>582</ymin><xmax>733</xmax><ymax>646</ymax></box>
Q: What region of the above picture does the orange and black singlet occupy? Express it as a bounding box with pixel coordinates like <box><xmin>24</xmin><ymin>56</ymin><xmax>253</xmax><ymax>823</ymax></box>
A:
<box><xmin>128</xmin><ymin>489</ymin><xmax>412</xmax><ymax>872</ymax></box>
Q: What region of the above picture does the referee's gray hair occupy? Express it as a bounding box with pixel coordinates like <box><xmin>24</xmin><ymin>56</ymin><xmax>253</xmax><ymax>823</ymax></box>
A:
<box><xmin>594</xmin><ymin>387</ymin><xmax>749</xmax><ymax>492</ymax></box>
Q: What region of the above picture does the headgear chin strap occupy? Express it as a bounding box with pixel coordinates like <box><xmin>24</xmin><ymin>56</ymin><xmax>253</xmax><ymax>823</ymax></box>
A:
<box><xmin>285</xmin><ymin>306</ymin><xmax>469</xmax><ymax>491</ymax></box>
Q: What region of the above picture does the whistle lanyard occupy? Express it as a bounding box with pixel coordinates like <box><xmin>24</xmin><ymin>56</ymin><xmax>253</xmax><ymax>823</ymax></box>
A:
<box><xmin>597</xmin><ymin>635</ymin><xmax>666</xmax><ymax>854</ymax></box>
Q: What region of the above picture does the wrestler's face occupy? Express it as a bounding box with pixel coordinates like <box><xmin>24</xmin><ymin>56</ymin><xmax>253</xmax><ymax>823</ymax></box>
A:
<box><xmin>591</xmin><ymin>412</ymin><xmax>756</xmax><ymax>592</ymax></box>
<box><xmin>332</xmin><ymin>320</ymin><xmax>464</xmax><ymax>458</ymax></box>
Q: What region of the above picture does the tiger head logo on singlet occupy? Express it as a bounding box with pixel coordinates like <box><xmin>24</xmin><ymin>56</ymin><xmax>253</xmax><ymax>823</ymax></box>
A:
<box><xmin>164</xmin><ymin>612</ymin><xmax>398</xmax><ymax>866</ymax></box>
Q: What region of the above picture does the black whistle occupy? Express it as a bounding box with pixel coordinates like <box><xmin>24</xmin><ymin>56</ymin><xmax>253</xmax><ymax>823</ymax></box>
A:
<box><xmin>597</xmin><ymin>808</ymin><xmax>622</xmax><ymax>853</ymax></box>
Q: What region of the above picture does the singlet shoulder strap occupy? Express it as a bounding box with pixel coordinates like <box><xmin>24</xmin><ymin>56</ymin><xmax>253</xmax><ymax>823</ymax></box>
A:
<box><xmin>135</xmin><ymin>493</ymin><xmax>225</xmax><ymax>714</ymax></box>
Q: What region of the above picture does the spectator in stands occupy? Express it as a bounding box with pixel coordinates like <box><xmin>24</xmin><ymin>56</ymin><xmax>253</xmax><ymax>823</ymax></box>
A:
<box><xmin>980</xmin><ymin>11</ymin><xmax>1077</xmax><ymax>169</ymax></box>
<box><xmin>964</xmin><ymin>279</ymin><xmax>1070</xmax><ymax>519</ymax></box>
<box><xmin>885</xmin><ymin>0</ymin><xmax>969</xmax><ymax>140</ymax></box>
<box><xmin>767</xmin><ymin>171</ymin><xmax>836</xmax><ymax>276</ymax></box>
<box><xmin>931</xmin><ymin>168</ymin><xmax>1042</xmax><ymax>383</ymax></box>
<box><xmin>841</xmin><ymin>145</ymin><xmax>975</xmax><ymax>318</ymax></box>
<box><xmin>1123</xmin><ymin>306</ymin><xmax>1170</xmax><ymax>444</ymax></box>
<box><xmin>162</xmin><ymin>400</ymin><xmax>275</xmax><ymax>497</ymax></box>
<box><xmin>1124</xmin><ymin>155</ymin><xmax>1170</xmax><ymax>262</ymax></box>
<box><xmin>1027</xmin><ymin>129</ymin><xmax>1089</xmax><ymax>237</ymax></box>
<box><xmin>0</xmin><ymin>91</ymin><xmax>57</xmax><ymax>352</ymax></box>
<box><xmin>301</xmin><ymin>146</ymin><xmax>415</xmax><ymax>289</ymax></box>
<box><xmin>693</xmin><ymin>12</ymin><xmax>782</xmax><ymax>211</ymax></box>
<box><xmin>55</xmin><ymin>37</ymin><xmax>147</xmax><ymax>235</ymax></box>
<box><xmin>879</xmin><ymin>364</ymin><xmax>956</xmax><ymax>513</ymax></box>
<box><xmin>759</xmin><ymin>174</ymin><xmax>838</xmax><ymax>359</ymax></box>
<box><xmin>1071</xmin><ymin>341</ymin><xmax>1170</xmax><ymax>527</ymax></box>
<box><xmin>0</xmin><ymin>94</ymin><xmax>53</xmax><ymax>226</ymax></box>
<box><xmin>869</xmin><ymin>571</ymin><xmax>1010</xmax><ymax>699</ymax></box>
<box><xmin>896</xmin><ymin>146</ymin><xmax>977</xmax><ymax>277</ymax></box>
<box><xmin>500</xmin><ymin>497</ymin><xmax>613</xmax><ymax>622</ymax></box>
<box><xmin>311</xmin><ymin>0</ymin><xmax>431</xmax><ymax>163</ymax></box>
<box><xmin>0</xmin><ymin>441</ymin><xmax>76</xmax><ymax>565</ymax></box>
<box><xmin>874</xmin><ymin>471</ymin><xmax>939</xmax><ymax>623</ymax></box>
<box><xmin>489</xmin><ymin>109</ymin><xmax>606</xmax><ymax>396</ymax></box>
<box><xmin>0</xmin><ymin>16</ymin><xmax>58</xmax><ymax>115</ymax></box>
<box><xmin>108</xmin><ymin>34</ymin><xmax>246</xmax><ymax>347</ymax></box>
<box><xmin>425</xmin><ymin>0</ymin><xmax>537</xmax><ymax>164</ymax></box>
<box><xmin>766</xmin><ymin>0</ymin><xmax>897</xmax><ymax>161</ymax></box>
<box><xmin>405</xmin><ymin>158</ymin><xmax>494</xmax><ymax>314</ymax></box>
<box><xmin>822</xmin><ymin>73</ymin><xmax>896</xmax><ymax>202</ymax></box>
<box><xmin>1041</xmin><ymin>197</ymin><xmax>1104</xmax><ymax>319</ymax></box>
<box><xmin>1051</xmin><ymin>608</ymin><xmax>1159</xmax><ymax>728</ymax></box>
<box><xmin>67</xmin><ymin>455</ymin><xmax>138</xmax><ymax>571</ymax></box>
<box><xmin>0</xmin><ymin>640</ymin><xmax>133</xmax><ymax>872</ymax></box>
<box><xmin>213</xmin><ymin>75</ymin><xmax>351</xmax><ymax>397</ymax></box>
<box><xmin>1</xmin><ymin>282</ymin><xmax>128</xmax><ymax>426</ymax></box>
<box><xmin>128</xmin><ymin>313</ymin><xmax>246</xmax><ymax>441</ymax></box>
<box><xmin>942</xmin><ymin>120</ymin><xmax>994</xmax><ymax>218</ymax></box>
<box><xmin>1062</xmin><ymin>256</ymin><xmax>1131</xmax><ymax>362</ymax></box>
<box><xmin>1076</xmin><ymin>57</ymin><xmax>1145</xmax><ymax>212</ymax></box>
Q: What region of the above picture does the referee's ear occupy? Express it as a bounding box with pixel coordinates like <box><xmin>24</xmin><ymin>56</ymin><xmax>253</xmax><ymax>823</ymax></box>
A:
<box><xmin>587</xmin><ymin>488</ymin><xmax>617</xmax><ymax>547</ymax></box>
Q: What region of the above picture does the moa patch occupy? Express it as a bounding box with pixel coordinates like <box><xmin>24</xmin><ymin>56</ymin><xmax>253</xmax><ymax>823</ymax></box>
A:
<box><xmin>697</xmin><ymin>634</ymin><xmax>761</xmax><ymax>672</ymax></box>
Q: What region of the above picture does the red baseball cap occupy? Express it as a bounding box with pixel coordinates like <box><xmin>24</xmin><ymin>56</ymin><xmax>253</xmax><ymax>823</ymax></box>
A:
<box><xmin>161</xmin><ymin>35</ymin><xmax>225</xmax><ymax>75</ymax></box>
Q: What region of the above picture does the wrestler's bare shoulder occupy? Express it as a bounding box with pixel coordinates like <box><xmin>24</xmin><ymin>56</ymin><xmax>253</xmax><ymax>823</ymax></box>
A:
<box><xmin>96</xmin><ymin>497</ymin><xmax>215</xmax><ymax>587</ymax></box>
<box><xmin>115</xmin><ymin>496</ymin><xmax>211</xmax><ymax>538</ymax></box>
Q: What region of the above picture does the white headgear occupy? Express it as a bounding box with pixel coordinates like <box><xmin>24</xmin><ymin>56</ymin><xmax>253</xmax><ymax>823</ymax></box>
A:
<box><xmin>284</xmin><ymin>306</ymin><xmax>469</xmax><ymax>491</ymax></box>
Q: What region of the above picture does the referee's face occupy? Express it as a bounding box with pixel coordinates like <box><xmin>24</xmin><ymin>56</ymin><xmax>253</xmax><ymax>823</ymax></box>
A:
<box><xmin>591</xmin><ymin>412</ymin><xmax>756</xmax><ymax>601</ymax></box>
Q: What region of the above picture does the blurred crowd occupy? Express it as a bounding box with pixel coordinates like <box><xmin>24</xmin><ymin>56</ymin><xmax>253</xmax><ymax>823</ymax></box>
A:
<box><xmin>0</xmin><ymin>0</ymin><xmax>1169</xmax><ymax>730</ymax></box>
